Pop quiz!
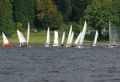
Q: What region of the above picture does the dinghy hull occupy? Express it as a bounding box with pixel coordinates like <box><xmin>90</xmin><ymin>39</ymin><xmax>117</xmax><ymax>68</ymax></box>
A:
<box><xmin>3</xmin><ymin>44</ymin><xmax>12</xmax><ymax>47</ymax></box>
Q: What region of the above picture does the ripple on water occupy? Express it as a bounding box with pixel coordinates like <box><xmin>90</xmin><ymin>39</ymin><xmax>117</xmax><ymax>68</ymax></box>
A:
<box><xmin>0</xmin><ymin>46</ymin><xmax>120</xmax><ymax>82</ymax></box>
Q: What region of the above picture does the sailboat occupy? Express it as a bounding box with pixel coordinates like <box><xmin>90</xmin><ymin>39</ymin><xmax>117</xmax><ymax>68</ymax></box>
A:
<box><xmin>61</xmin><ymin>32</ymin><xmax>65</xmax><ymax>46</ymax></box>
<box><xmin>46</xmin><ymin>27</ymin><xmax>50</xmax><ymax>47</ymax></box>
<box><xmin>74</xmin><ymin>32</ymin><xmax>81</xmax><ymax>46</ymax></box>
<box><xmin>17</xmin><ymin>30</ymin><xmax>27</xmax><ymax>47</ymax></box>
<box><xmin>78</xmin><ymin>21</ymin><xmax>87</xmax><ymax>48</ymax></box>
<box><xmin>53</xmin><ymin>31</ymin><xmax>59</xmax><ymax>46</ymax></box>
<box><xmin>17</xmin><ymin>22</ymin><xmax>30</xmax><ymax>47</ymax></box>
<box><xmin>92</xmin><ymin>30</ymin><xmax>98</xmax><ymax>46</ymax></box>
<box><xmin>107</xmin><ymin>21</ymin><xmax>118</xmax><ymax>48</ymax></box>
<box><xmin>2</xmin><ymin>32</ymin><xmax>12</xmax><ymax>47</ymax></box>
<box><xmin>69</xmin><ymin>32</ymin><xmax>74</xmax><ymax>46</ymax></box>
<box><xmin>66</xmin><ymin>25</ymin><xmax>72</xmax><ymax>47</ymax></box>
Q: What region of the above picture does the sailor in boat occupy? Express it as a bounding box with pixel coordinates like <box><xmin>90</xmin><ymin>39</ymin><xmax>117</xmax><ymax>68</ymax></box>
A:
<box><xmin>61</xmin><ymin>39</ymin><xmax>65</xmax><ymax>46</ymax></box>
<box><xmin>61</xmin><ymin>44</ymin><xmax>64</xmax><ymax>46</ymax></box>
<box><xmin>70</xmin><ymin>44</ymin><xmax>76</xmax><ymax>47</ymax></box>
<box><xmin>46</xmin><ymin>43</ymin><xmax>50</xmax><ymax>47</ymax></box>
<box><xmin>19</xmin><ymin>42</ymin><xmax>27</xmax><ymax>47</ymax></box>
<box><xmin>89</xmin><ymin>43</ymin><xmax>94</xmax><ymax>48</ymax></box>
<box><xmin>19</xmin><ymin>43</ymin><xmax>31</xmax><ymax>48</ymax></box>
<box><xmin>91</xmin><ymin>43</ymin><xmax>97</xmax><ymax>47</ymax></box>
<box><xmin>73</xmin><ymin>43</ymin><xmax>78</xmax><ymax>47</ymax></box>
<box><xmin>106</xmin><ymin>43</ymin><xmax>114</xmax><ymax>48</ymax></box>
<box><xmin>19</xmin><ymin>42</ymin><xmax>31</xmax><ymax>48</ymax></box>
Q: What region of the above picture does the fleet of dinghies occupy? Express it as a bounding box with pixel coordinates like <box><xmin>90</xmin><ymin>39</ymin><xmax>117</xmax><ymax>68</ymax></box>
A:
<box><xmin>2</xmin><ymin>21</ymin><xmax>117</xmax><ymax>48</ymax></box>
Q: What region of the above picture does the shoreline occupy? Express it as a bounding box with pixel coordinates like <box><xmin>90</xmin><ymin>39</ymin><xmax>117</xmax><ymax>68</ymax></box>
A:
<box><xmin>9</xmin><ymin>41</ymin><xmax>115</xmax><ymax>46</ymax></box>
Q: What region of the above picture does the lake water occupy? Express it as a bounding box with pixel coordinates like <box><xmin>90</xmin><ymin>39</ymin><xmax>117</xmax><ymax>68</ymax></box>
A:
<box><xmin>0</xmin><ymin>46</ymin><xmax>120</xmax><ymax>82</ymax></box>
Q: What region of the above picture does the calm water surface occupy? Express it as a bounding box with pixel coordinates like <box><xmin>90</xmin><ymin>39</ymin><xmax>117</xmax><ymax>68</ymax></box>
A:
<box><xmin>0</xmin><ymin>46</ymin><xmax>120</xmax><ymax>82</ymax></box>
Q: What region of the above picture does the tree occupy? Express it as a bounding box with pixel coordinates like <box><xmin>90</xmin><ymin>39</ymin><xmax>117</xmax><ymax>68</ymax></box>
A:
<box><xmin>0</xmin><ymin>0</ymin><xmax>15</xmax><ymax>34</ymax></box>
<box><xmin>36</xmin><ymin>0</ymin><xmax>63</xmax><ymax>30</ymax></box>
<box><xmin>85</xmin><ymin>0</ymin><xmax>118</xmax><ymax>36</ymax></box>
<box><xmin>13</xmin><ymin>0</ymin><xmax>35</xmax><ymax>28</ymax></box>
<box><xmin>53</xmin><ymin>0</ymin><xmax>72</xmax><ymax>22</ymax></box>
<box><xmin>70</xmin><ymin>0</ymin><xmax>91</xmax><ymax>22</ymax></box>
<box><xmin>112</xmin><ymin>0</ymin><xmax>120</xmax><ymax>32</ymax></box>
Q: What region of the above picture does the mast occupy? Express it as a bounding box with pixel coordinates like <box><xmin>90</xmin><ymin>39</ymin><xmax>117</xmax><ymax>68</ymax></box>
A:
<box><xmin>27</xmin><ymin>22</ymin><xmax>30</xmax><ymax>45</ymax></box>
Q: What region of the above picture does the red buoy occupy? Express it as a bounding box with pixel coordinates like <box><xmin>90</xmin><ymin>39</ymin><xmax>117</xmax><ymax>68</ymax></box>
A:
<box><xmin>3</xmin><ymin>44</ymin><xmax>12</xmax><ymax>47</ymax></box>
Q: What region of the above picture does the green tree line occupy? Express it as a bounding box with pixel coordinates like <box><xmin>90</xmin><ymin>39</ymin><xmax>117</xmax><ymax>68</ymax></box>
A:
<box><xmin>0</xmin><ymin>0</ymin><xmax>120</xmax><ymax>35</ymax></box>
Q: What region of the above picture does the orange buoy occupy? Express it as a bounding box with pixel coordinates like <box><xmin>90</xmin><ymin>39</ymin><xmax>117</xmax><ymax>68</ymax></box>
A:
<box><xmin>3</xmin><ymin>44</ymin><xmax>12</xmax><ymax>47</ymax></box>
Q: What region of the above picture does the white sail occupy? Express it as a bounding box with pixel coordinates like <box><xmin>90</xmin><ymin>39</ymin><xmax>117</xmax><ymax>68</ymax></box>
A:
<box><xmin>69</xmin><ymin>32</ymin><xmax>74</xmax><ymax>45</ymax></box>
<box><xmin>26</xmin><ymin>22</ymin><xmax>30</xmax><ymax>45</ymax></box>
<box><xmin>17</xmin><ymin>30</ymin><xmax>26</xmax><ymax>44</ymax></box>
<box><xmin>46</xmin><ymin>27</ymin><xmax>50</xmax><ymax>46</ymax></box>
<box><xmin>2</xmin><ymin>32</ymin><xmax>9</xmax><ymax>44</ymax></box>
<box><xmin>74</xmin><ymin>32</ymin><xmax>81</xmax><ymax>45</ymax></box>
<box><xmin>66</xmin><ymin>25</ymin><xmax>72</xmax><ymax>46</ymax></box>
<box><xmin>53</xmin><ymin>31</ymin><xmax>59</xmax><ymax>46</ymax></box>
<box><xmin>108</xmin><ymin>21</ymin><xmax>118</xmax><ymax>45</ymax></box>
<box><xmin>78</xmin><ymin>21</ymin><xmax>87</xmax><ymax>47</ymax></box>
<box><xmin>92</xmin><ymin>30</ymin><xmax>98</xmax><ymax>46</ymax></box>
<box><xmin>61</xmin><ymin>32</ymin><xmax>65</xmax><ymax>45</ymax></box>
<box><xmin>109</xmin><ymin>21</ymin><xmax>112</xmax><ymax>45</ymax></box>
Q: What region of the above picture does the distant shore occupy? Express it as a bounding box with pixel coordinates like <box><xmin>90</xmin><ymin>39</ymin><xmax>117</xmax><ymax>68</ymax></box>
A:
<box><xmin>0</xmin><ymin>31</ymin><xmax>111</xmax><ymax>46</ymax></box>
<box><xmin>8</xmin><ymin>41</ymin><xmax>110</xmax><ymax>46</ymax></box>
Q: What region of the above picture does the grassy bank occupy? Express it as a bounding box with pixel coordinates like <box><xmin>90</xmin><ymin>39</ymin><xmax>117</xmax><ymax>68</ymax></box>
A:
<box><xmin>0</xmin><ymin>31</ymin><xmax>108</xmax><ymax>45</ymax></box>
